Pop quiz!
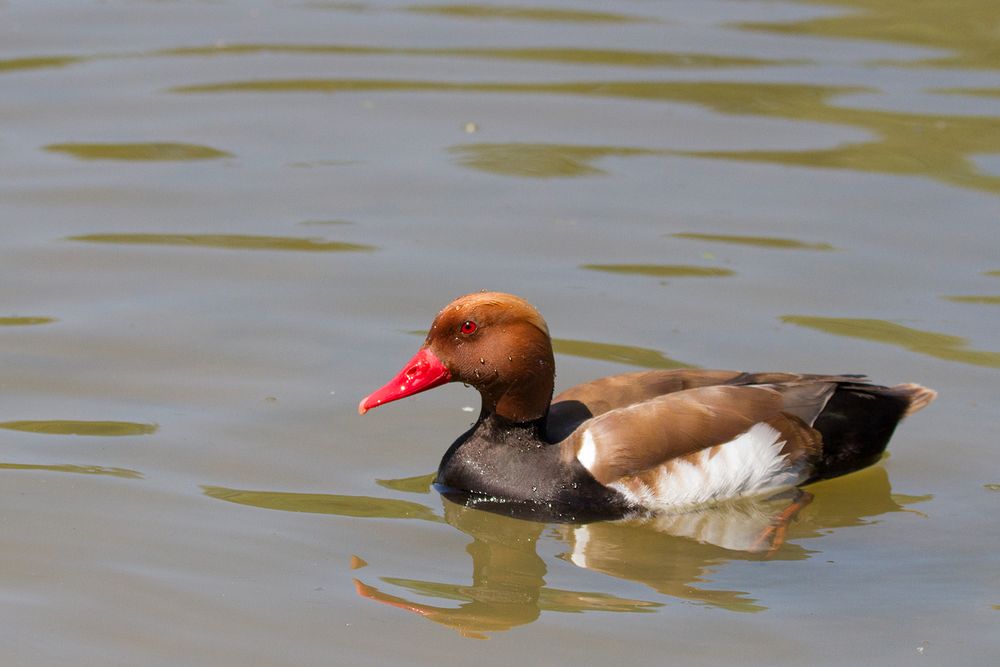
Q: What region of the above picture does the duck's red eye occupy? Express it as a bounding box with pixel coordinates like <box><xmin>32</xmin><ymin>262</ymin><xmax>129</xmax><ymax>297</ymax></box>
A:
<box><xmin>460</xmin><ymin>320</ymin><xmax>478</xmax><ymax>335</ymax></box>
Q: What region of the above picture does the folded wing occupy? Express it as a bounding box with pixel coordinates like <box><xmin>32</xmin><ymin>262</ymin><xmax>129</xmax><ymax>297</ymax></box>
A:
<box><xmin>562</xmin><ymin>382</ymin><xmax>835</xmax><ymax>489</ymax></box>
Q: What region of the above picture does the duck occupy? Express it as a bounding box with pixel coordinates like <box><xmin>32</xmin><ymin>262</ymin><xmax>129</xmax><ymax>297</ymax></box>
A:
<box><xmin>358</xmin><ymin>292</ymin><xmax>935</xmax><ymax>519</ymax></box>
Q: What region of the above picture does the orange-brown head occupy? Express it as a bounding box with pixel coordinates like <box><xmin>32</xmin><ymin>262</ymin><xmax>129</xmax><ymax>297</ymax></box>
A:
<box><xmin>359</xmin><ymin>292</ymin><xmax>555</xmax><ymax>422</ymax></box>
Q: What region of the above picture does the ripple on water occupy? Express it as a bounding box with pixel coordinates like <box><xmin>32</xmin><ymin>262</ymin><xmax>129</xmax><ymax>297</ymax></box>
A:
<box><xmin>0</xmin><ymin>56</ymin><xmax>85</xmax><ymax>72</ymax></box>
<box><xmin>0</xmin><ymin>316</ymin><xmax>56</xmax><ymax>326</ymax></box>
<box><xmin>153</xmin><ymin>43</ymin><xmax>798</xmax><ymax>69</ymax></box>
<box><xmin>551</xmin><ymin>338</ymin><xmax>693</xmax><ymax>369</ymax></box>
<box><xmin>171</xmin><ymin>78</ymin><xmax>1000</xmax><ymax>193</ymax></box>
<box><xmin>375</xmin><ymin>473</ymin><xmax>437</xmax><ymax>494</ymax></box>
<box><xmin>781</xmin><ymin>316</ymin><xmax>1000</xmax><ymax>368</ymax></box>
<box><xmin>404</xmin><ymin>4</ymin><xmax>652</xmax><ymax>23</ymax></box>
<box><xmin>450</xmin><ymin>143</ymin><xmax>657</xmax><ymax>178</ymax></box>
<box><xmin>671</xmin><ymin>232</ymin><xmax>836</xmax><ymax>251</ymax></box>
<box><xmin>0</xmin><ymin>462</ymin><xmax>143</xmax><ymax>478</ymax></box>
<box><xmin>944</xmin><ymin>295</ymin><xmax>1000</xmax><ymax>305</ymax></box>
<box><xmin>297</xmin><ymin>219</ymin><xmax>354</xmax><ymax>226</ymax></box>
<box><xmin>0</xmin><ymin>420</ymin><xmax>158</xmax><ymax>436</ymax></box>
<box><xmin>44</xmin><ymin>142</ymin><xmax>232</xmax><ymax>161</ymax></box>
<box><xmin>67</xmin><ymin>233</ymin><xmax>376</xmax><ymax>253</ymax></box>
<box><xmin>201</xmin><ymin>486</ymin><xmax>443</xmax><ymax>522</ymax></box>
<box><xmin>581</xmin><ymin>264</ymin><xmax>735</xmax><ymax>278</ymax></box>
<box><xmin>736</xmin><ymin>0</ymin><xmax>999</xmax><ymax>70</ymax></box>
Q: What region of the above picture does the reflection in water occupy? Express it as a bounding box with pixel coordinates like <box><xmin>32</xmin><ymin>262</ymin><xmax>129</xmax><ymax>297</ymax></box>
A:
<box><xmin>298</xmin><ymin>219</ymin><xmax>353</xmax><ymax>226</ymax></box>
<box><xmin>936</xmin><ymin>87</ymin><xmax>1000</xmax><ymax>98</ymax></box>
<box><xmin>581</xmin><ymin>263</ymin><xmax>734</xmax><ymax>277</ymax></box>
<box><xmin>1</xmin><ymin>44</ymin><xmax>803</xmax><ymax>79</ymax></box>
<box><xmin>156</xmin><ymin>43</ymin><xmax>792</xmax><ymax>69</ymax></box>
<box><xmin>0</xmin><ymin>316</ymin><xmax>56</xmax><ymax>326</ymax></box>
<box><xmin>0</xmin><ymin>462</ymin><xmax>143</xmax><ymax>478</ymax></box>
<box><xmin>45</xmin><ymin>142</ymin><xmax>232</xmax><ymax>161</ymax></box>
<box><xmin>0</xmin><ymin>420</ymin><xmax>158</xmax><ymax>436</ymax></box>
<box><xmin>302</xmin><ymin>1</ymin><xmax>370</xmax><ymax>11</ymax></box>
<box><xmin>0</xmin><ymin>56</ymin><xmax>83</xmax><ymax>72</ymax></box>
<box><xmin>738</xmin><ymin>0</ymin><xmax>998</xmax><ymax>70</ymax></box>
<box><xmin>356</xmin><ymin>577</ymin><xmax>657</xmax><ymax>640</ymax></box>
<box><xmin>987</xmin><ymin>270</ymin><xmax>1000</xmax><ymax>277</ymax></box>
<box><xmin>174</xmin><ymin>78</ymin><xmax>1000</xmax><ymax>193</ymax></box>
<box><xmin>551</xmin><ymin>338</ymin><xmax>693</xmax><ymax>370</ymax></box>
<box><xmin>671</xmin><ymin>232</ymin><xmax>835</xmax><ymax>251</ymax></box>
<box><xmin>204</xmin><ymin>466</ymin><xmax>928</xmax><ymax>637</ymax></box>
<box><xmin>201</xmin><ymin>486</ymin><xmax>443</xmax><ymax>522</ymax></box>
<box><xmin>944</xmin><ymin>295</ymin><xmax>1000</xmax><ymax>305</ymax></box>
<box><xmin>355</xmin><ymin>505</ymin><xmax>662</xmax><ymax>639</ymax></box>
<box><xmin>67</xmin><ymin>233</ymin><xmax>376</xmax><ymax>253</ymax></box>
<box><xmin>450</xmin><ymin>143</ymin><xmax>654</xmax><ymax>178</ymax></box>
<box><xmin>782</xmin><ymin>315</ymin><xmax>1000</xmax><ymax>368</ymax></box>
<box><xmin>170</xmin><ymin>78</ymin><xmax>862</xmax><ymax>105</ymax></box>
<box><xmin>287</xmin><ymin>159</ymin><xmax>358</xmax><ymax>168</ymax></box>
<box><xmin>375</xmin><ymin>472</ymin><xmax>437</xmax><ymax>494</ymax></box>
<box><xmin>405</xmin><ymin>4</ymin><xmax>651</xmax><ymax>24</ymax></box>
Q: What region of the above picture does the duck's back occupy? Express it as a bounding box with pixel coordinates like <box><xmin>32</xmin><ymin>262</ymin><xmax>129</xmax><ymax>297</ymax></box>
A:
<box><xmin>548</xmin><ymin>369</ymin><xmax>935</xmax><ymax>484</ymax></box>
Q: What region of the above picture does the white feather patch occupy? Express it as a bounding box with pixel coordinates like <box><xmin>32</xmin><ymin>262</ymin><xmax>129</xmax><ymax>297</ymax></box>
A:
<box><xmin>570</xmin><ymin>525</ymin><xmax>591</xmax><ymax>568</ymax></box>
<box><xmin>576</xmin><ymin>428</ymin><xmax>598</xmax><ymax>473</ymax></box>
<box><xmin>609</xmin><ymin>422</ymin><xmax>807</xmax><ymax>512</ymax></box>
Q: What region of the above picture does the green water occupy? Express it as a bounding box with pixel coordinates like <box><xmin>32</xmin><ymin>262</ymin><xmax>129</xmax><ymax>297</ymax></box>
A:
<box><xmin>1</xmin><ymin>0</ymin><xmax>997</xmax><ymax>664</ymax></box>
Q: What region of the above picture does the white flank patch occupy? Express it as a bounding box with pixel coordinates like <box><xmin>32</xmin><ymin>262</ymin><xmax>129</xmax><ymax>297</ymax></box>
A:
<box><xmin>576</xmin><ymin>428</ymin><xmax>598</xmax><ymax>473</ymax></box>
<box><xmin>570</xmin><ymin>525</ymin><xmax>591</xmax><ymax>568</ymax></box>
<box><xmin>610</xmin><ymin>422</ymin><xmax>807</xmax><ymax>512</ymax></box>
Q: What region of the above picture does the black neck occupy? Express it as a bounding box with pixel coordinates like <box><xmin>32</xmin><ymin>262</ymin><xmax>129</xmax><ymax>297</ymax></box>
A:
<box><xmin>475</xmin><ymin>407</ymin><xmax>549</xmax><ymax>444</ymax></box>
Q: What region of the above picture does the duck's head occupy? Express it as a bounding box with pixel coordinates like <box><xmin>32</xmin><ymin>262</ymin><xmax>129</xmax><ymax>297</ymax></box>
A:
<box><xmin>359</xmin><ymin>292</ymin><xmax>555</xmax><ymax>422</ymax></box>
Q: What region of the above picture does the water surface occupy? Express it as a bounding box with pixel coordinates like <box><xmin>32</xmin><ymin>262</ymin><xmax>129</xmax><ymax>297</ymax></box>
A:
<box><xmin>1</xmin><ymin>0</ymin><xmax>998</xmax><ymax>664</ymax></box>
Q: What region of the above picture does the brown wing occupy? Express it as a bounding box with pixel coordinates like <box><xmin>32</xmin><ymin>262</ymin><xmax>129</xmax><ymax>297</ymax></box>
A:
<box><xmin>552</xmin><ymin>369</ymin><xmax>745</xmax><ymax>415</ymax></box>
<box><xmin>548</xmin><ymin>369</ymin><xmax>864</xmax><ymax>443</ymax></box>
<box><xmin>560</xmin><ymin>383</ymin><xmax>833</xmax><ymax>485</ymax></box>
<box><xmin>553</xmin><ymin>369</ymin><xmax>866</xmax><ymax>416</ymax></box>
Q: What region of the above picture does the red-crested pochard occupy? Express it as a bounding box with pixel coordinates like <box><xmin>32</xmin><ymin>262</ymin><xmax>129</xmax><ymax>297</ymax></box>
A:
<box><xmin>359</xmin><ymin>292</ymin><xmax>935</xmax><ymax>518</ymax></box>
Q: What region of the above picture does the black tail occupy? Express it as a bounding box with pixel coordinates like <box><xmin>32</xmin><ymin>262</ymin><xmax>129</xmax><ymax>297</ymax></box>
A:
<box><xmin>810</xmin><ymin>382</ymin><xmax>936</xmax><ymax>480</ymax></box>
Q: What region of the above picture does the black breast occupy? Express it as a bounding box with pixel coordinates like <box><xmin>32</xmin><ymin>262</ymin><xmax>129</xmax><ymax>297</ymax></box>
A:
<box><xmin>434</xmin><ymin>417</ymin><xmax>632</xmax><ymax>522</ymax></box>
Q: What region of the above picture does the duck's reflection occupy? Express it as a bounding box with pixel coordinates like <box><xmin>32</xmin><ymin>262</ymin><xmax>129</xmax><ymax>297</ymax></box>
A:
<box><xmin>203</xmin><ymin>465</ymin><xmax>929</xmax><ymax>638</ymax></box>
<box><xmin>354</xmin><ymin>499</ymin><xmax>662</xmax><ymax>638</ymax></box>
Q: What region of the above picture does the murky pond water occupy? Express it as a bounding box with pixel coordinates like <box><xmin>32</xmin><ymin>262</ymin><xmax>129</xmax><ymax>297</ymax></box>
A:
<box><xmin>2</xmin><ymin>1</ymin><xmax>998</xmax><ymax>664</ymax></box>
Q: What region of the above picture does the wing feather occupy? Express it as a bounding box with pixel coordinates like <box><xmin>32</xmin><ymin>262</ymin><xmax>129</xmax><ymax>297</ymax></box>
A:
<box><xmin>563</xmin><ymin>383</ymin><xmax>831</xmax><ymax>486</ymax></box>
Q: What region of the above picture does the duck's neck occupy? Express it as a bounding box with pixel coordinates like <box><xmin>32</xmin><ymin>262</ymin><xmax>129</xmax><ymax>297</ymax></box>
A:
<box><xmin>474</xmin><ymin>407</ymin><xmax>549</xmax><ymax>445</ymax></box>
<box><xmin>483</xmin><ymin>349</ymin><xmax>555</xmax><ymax>424</ymax></box>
